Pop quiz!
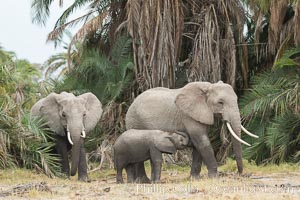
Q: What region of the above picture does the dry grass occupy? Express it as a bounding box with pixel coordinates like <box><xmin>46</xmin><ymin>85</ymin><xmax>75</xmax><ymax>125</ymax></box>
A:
<box><xmin>0</xmin><ymin>161</ymin><xmax>299</xmax><ymax>199</ymax></box>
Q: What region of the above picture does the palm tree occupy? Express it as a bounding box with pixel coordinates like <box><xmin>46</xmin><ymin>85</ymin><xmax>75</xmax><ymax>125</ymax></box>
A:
<box><xmin>40</xmin><ymin>30</ymin><xmax>81</xmax><ymax>80</ymax></box>
<box><xmin>31</xmin><ymin>0</ymin><xmax>247</xmax><ymax>91</ymax></box>
<box><xmin>240</xmin><ymin>47</ymin><xmax>300</xmax><ymax>164</ymax></box>
<box><xmin>41</xmin><ymin>52</ymin><xmax>68</xmax><ymax>79</ymax></box>
<box><xmin>234</xmin><ymin>0</ymin><xmax>300</xmax><ymax>164</ymax></box>
<box><xmin>243</xmin><ymin>0</ymin><xmax>300</xmax><ymax>62</ymax></box>
<box><xmin>0</xmin><ymin>47</ymin><xmax>60</xmax><ymax>176</ymax></box>
<box><xmin>129</xmin><ymin>0</ymin><xmax>247</xmax><ymax>89</ymax></box>
<box><xmin>0</xmin><ymin>48</ymin><xmax>16</xmax><ymax>168</ymax></box>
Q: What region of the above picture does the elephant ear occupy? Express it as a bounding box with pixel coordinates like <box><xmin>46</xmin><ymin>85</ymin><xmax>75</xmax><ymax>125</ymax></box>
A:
<box><xmin>78</xmin><ymin>92</ymin><xmax>103</xmax><ymax>133</ymax></box>
<box><xmin>36</xmin><ymin>93</ymin><xmax>65</xmax><ymax>136</ymax></box>
<box><xmin>175</xmin><ymin>82</ymin><xmax>214</xmax><ymax>125</ymax></box>
<box><xmin>154</xmin><ymin>133</ymin><xmax>177</xmax><ymax>154</ymax></box>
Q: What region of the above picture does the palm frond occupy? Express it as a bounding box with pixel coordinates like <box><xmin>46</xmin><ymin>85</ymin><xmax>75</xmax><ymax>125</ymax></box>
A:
<box><xmin>241</xmin><ymin>66</ymin><xmax>299</xmax><ymax>120</ymax></box>
<box><xmin>126</xmin><ymin>0</ymin><xmax>184</xmax><ymax>89</ymax></box>
<box><xmin>55</xmin><ymin>35</ymin><xmax>134</xmax><ymax>104</ymax></box>
<box><xmin>264</xmin><ymin>111</ymin><xmax>300</xmax><ymax>163</ymax></box>
<box><xmin>53</xmin><ymin>0</ymin><xmax>93</xmax><ymax>29</ymax></box>
<box><xmin>20</xmin><ymin>113</ymin><xmax>61</xmax><ymax>177</ymax></box>
<box><xmin>33</xmin><ymin>145</ymin><xmax>61</xmax><ymax>178</ymax></box>
<box><xmin>47</xmin><ymin>11</ymin><xmax>95</xmax><ymax>42</ymax></box>
<box><xmin>0</xmin><ymin>103</ymin><xmax>17</xmax><ymax>169</ymax></box>
<box><xmin>31</xmin><ymin>0</ymin><xmax>56</xmax><ymax>26</ymax></box>
<box><xmin>273</xmin><ymin>46</ymin><xmax>300</xmax><ymax>69</ymax></box>
<box><xmin>243</xmin><ymin>117</ymin><xmax>271</xmax><ymax>164</ymax></box>
<box><xmin>241</xmin><ymin>47</ymin><xmax>300</xmax><ymax>164</ymax></box>
<box><xmin>44</xmin><ymin>61</ymin><xmax>67</xmax><ymax>79</ymax></box>
<box><xmin>47</xmin><ymin>0</ymin><xmax>110</xmax><ymax>45</ymax></box>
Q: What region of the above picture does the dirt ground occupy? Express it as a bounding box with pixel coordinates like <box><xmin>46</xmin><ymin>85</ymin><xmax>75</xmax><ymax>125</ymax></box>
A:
<box><xmin>0</xmin><ymin>166</ymin><xmax>299</xmax><ymax>200</ymax></box>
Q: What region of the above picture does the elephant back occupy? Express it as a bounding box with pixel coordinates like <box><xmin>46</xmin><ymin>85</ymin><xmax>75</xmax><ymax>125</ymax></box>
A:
<box><xmin>125</xmin><ymin>88</ymin><xmax>184</xmax><ymax>132</ymax></box>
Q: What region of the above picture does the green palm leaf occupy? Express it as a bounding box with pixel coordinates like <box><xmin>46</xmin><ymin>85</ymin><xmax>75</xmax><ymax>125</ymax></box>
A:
<box><xmin>241</xmin><ymin>47</ymin><xmax>300</xmax><ymax>164</ymax></box>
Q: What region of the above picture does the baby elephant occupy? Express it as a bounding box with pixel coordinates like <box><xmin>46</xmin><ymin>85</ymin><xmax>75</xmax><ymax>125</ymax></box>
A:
<box><xmin>113</xmin><ymin>129</ymin><xmax>189</xmax><ymax>183</ymax></box>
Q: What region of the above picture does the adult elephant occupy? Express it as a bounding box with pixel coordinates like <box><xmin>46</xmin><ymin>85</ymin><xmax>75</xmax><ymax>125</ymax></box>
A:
<box><xmin>31</xmin><ymin>92</ymin><xmax>102</xmax><ymax>181</ymax></box>
<box><xmin>126</xmin><ymin>81</ymin><xmax>257</xmax><ymax>182</ymax></box>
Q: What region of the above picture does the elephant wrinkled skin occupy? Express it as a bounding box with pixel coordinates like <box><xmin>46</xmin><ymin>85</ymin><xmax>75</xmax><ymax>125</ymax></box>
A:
<box><xmin>31</xmin><ymin>92</ymin><xmax>102</xmax><ymax>181</ymax></box>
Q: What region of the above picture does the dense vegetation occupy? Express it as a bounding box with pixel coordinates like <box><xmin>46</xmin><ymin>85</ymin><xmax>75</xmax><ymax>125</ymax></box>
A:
<box><xmin>0</xmin><ymin>47</ymin><xmax>60</xmax><ymax>175</ymax></box>
<box><xmin>0</xmin><ymin>0</ymin><xmax>299</xmax><ymax>176</ymax></box>
<box><xmin>241</xmin><ymin>47</ymin><xmax>300</xmax><ymax>164</ymax></box>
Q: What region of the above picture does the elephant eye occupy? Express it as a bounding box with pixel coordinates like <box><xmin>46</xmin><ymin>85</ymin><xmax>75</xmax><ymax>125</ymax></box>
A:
<box><xmin>218</xmin><ymin>101</ymin><xmax>224</xmax><ymax>105</ymax></box>
<box><xmin>62</xmin><ymin>112</ymin><xmax>66</xmax><ymax>118</ymax></box>
<box><xmin>83</xmin><ymin>113</ymin><xmax>87</xmax><ymax>117</ymax></box>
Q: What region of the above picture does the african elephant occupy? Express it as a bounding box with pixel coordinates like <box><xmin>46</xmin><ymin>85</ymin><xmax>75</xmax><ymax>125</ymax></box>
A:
<box><xmin>126</xmin><ymin>81</ymin><xmax>257</xmax><ymax>182</ymax></box>
<box><xmin>30</xmin><ymin>92</ymin><xmax>102</xmax><ymax>181</ymax></box>
<box><xmin>113</xmin><ymin>129</ymin><xmax>189</xmax><ymax>183</ymax></box>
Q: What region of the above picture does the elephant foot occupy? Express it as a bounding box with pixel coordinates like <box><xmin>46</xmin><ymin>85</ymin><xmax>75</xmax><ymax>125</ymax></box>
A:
<box><xmin>135</xmin><ymin>176</ymin><xmax>151</xmax><ymax>184</ymax></box>
<box><xmin>60</xmin><ymin>173</ymin><xmax>70</xmax><ymax>180</ymax></box>
<box><xmin>116</xmin><ymin>175</ymin><xmax>124</xmax><ymax>184</ymax></box>
<box><xmin>208</xmin><ymin>171</ymin><xmax>218</xmax><ymax>178</ymax></box>
<box><xmin>127</xmin><ymin>178</ymin><xmax>135</xmax><ymax>183</ymax></box>
<box><xmin>126</xmin><ymin>173</ymin><xmax>135</xmax><ymax>183</ymax></box>
<box><xmin>78</xmin><ymin>176</ymin><xmax>91</xmax><ymax>182</ymax></box>
<box><xmin>151</xmin><ymin>180</ymin><xmax>161</xmax><ymax>184</ymax></box>
<box><xmin>117</xmin><ymin>179</ymin><xmax>124</xmax><ymax>184</ymax></box>
<box><xmin>190</xmin><ymin>174</ymin><xmax>201</xmax><ymax>181</ymax></box>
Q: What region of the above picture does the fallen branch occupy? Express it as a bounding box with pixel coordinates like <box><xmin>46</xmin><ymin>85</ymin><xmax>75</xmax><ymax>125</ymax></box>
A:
<box><xmin>0</xmin><ymin>182</ymin><xmax>51</xmax><ymax>197</ymax></box>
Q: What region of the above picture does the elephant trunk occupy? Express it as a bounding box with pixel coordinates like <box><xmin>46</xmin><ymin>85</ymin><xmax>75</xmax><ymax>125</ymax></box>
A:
<box><xmin>229</xmin><ymin>113</ymin><xmax>243</xmax><ymax>174</ymax></box>
<box><xmin>69</xmin><ymin>127</ymin><xmax>83</xmax><ymax>176</ymax></box>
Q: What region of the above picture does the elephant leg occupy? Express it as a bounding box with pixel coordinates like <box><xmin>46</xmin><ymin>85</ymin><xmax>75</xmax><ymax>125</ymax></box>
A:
<box><xmin>115</xmin><ymin>158</ymin><xmax>124</xmax><ymax>183</ymax></box>
<box><xmin>190</xmin><ymin>147</ymin><xmax>203</xmax><ymax>179</ymax></box>
<box><xmin>190</xmin><ymin>133</ymin><xmax>217</xmax><ymax>177</ymax></box>
<box><xmin>183</xmin><ymin>118</ymin><xmax>218</xmax><ymax>177</ymax></box>
<box><xmin>134</xmin><ymin>162</ymin><xmax>151</xmax><ymax>183</ymax></box>
<box><xmin>116</xmin><ymin>167</ymin><xmax>124</xmax><ymax>183</ymax></box>
<box><xmin>55</xmin><ymin>135</ymin><xmax>70</xmax><ymax>176</ymax></box>
<box><xmin>131</xmin><ymin>163</ymin><xmax>137</xmax><ymax>181</ymax></box>
<box><xmin>150</xmin><ymin>161</ymin><xmax>155</xmax><ymax>181</ymax></box>
<box><xmin>78</xmin><ymin>146</ymin><xmax>89</xmax><ymax>182</ymax></box>
<box><xmin>125</xmin><ymin>164</ymin><xmax>135</xmax><ymax>183</ymax></box>
<box><xmin>150</xmin><ymin>149</ymin><xmax>163</xmax><ymax>183</ymax></box>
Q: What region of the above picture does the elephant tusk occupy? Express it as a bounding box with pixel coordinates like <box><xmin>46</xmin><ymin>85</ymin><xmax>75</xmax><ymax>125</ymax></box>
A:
<box><xmin>81</xmin><ymin>130</ymin><xmax>86</xmax><ymax>138</ymax></box>
<box><xmin>226</xmin><ymin>122</ymin><xmax>251</xmax><ymax>147</ymax></box>
<box><xmin>67</xmin><ymin>128</ymin><xmax>74</xmax><ymax>145</ymax></box>
<box><xmin>241</xmin><ymin>125</ymin><xmax>259</xmax><ymax>138</ymax></box>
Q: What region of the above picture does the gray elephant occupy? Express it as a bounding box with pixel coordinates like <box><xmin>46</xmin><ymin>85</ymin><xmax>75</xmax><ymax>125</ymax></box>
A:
<box><xmin>113</xmin><ymin>129</ymin><xmax>189</xmax><ymax>183</ymax></box>
<box><xmin>126</xmin><ymin>81</ymin><xmax>258</xmax><ymax>182</ymax></box>
<box><xmin>30</xmin><ymin>92</ymin><xmax>102</xmax><ymax>181</ymax></box>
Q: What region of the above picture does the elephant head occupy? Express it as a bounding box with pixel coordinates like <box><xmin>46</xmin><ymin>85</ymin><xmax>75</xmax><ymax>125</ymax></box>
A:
<box><xmin>175</xmin><ymin>81</ymin><xmax>257</xmax><ymax>174</ymax></box>
<box><xmin>154</xmin><ymin>131</ymin><xmax>190</xmax><ymax>154</ymax></box>
<box><xmin>31</xmin><ymin>92</ymin><xmax>102</xmax><ymax>176</ymax></box>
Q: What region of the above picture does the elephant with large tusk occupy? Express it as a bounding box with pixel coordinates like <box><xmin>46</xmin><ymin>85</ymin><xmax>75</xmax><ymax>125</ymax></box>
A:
<box><xmin>125</xmin><ymin>81</ymin><xmax>258</xmax><ymax>182</ymax></box>
<box><xmin>31</xmin><ymin>92</ymin><xmax>102</xmax><ymax>181</ymax></box>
